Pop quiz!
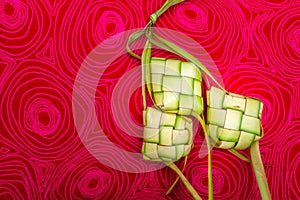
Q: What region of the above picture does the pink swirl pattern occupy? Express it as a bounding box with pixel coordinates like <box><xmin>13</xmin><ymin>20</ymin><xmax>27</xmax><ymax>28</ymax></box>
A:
<box><xmin>0</xmin><ymin>0</ymin><xmax>300</xmax><ymax>200</ymax></box>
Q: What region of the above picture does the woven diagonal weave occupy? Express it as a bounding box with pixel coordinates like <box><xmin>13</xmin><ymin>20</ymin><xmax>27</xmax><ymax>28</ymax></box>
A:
<box><xmin>150</xmin><ymin>57</ymin><xmax>203</xmax><ymax>116</ymax></box>
<box><xmin>142</xmin><ymin>107</ymin><xmax>193</xmax><ymax>162</ymax></box>
<box><xmin>207</xmin><ymin>87</ymin><xmax>264</xmax><ymax>150</ymax></box>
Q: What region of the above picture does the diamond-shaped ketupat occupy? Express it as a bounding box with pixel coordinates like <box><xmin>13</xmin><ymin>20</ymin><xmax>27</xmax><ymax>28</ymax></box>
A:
<box><xmin>151</xmin><ymin>57</ymin><xmax>203</xmax><ymax>117</ymax></box>
<box><xmin>142</xmin><ymin>107</ymin><xmax>193</xmax><ymax>162</ymax></box>
<box><xmin>207</xmin><ymin>87</ymin><xmax>264</xmax><ymax>150</ymax></box>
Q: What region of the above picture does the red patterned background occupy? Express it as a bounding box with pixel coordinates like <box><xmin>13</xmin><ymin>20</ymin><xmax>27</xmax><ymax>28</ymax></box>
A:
<box><xmin>0</xmin><ymin>0</ymin><xmax>299</xmax><ymax>199</ymax></box>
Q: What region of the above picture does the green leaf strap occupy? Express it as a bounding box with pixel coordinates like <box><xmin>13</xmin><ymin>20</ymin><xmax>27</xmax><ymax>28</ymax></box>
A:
<box><xmin>250</xmin><ymin>141</ymin><xmax>271</xmax><ymax>200</ymax></box>
<box><xmin>168</xmin><ymin>162</ymin><xmax>202</xmax><ymax>200</ymax></box>
<box><xmin>150</xmin><ymin>0</ymin><xmax>186</xmax><ymax>24</ymax></box>
<box><xmin>142</xmin><ymin>32</ymin><xmax>155</xmax><ymax>108</ymax></box>
<box><xmin>145</xmin><ymin>31</ymin><xmax>225</xmax><ymax>90</ymax></box>
<box><xmin>126</xmin><ymin>30</ymin><xmax>145</xmax><ymax>60</ymax></box>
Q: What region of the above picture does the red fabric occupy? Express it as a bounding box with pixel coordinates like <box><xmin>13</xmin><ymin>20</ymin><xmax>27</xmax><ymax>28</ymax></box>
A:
<box><xmin>0</xmin><ymin>0</ymin><xmax>299</xmax><ymax>199</ymax></box>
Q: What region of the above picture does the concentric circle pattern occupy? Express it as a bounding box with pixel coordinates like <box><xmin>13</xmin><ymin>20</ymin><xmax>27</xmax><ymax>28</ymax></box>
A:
<box><xmin>0</xmin><ymin>0</ymin><xmax>299</xmax><ymax>199</ymax></box>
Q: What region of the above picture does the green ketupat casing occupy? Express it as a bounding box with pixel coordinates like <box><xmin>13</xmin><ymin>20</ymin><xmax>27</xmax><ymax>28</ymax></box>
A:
<box><xmin>150</xmin><ymin>58</ymin><xmax>203</xmax><ymax>116</ymax></box>
<box><xmin>140</xmin><ymin>108</ymin><xmax>201</xmax><ymax>200</ymax></box>
<box><xmin>141</xmin><ymin>107</ymin><xmax>193</xmax><ymax>162</ymax></box>
<box><xmin>207</xmin><ymin>86</ymin><xmax>264</xmax><ymax>150</ymax></box>
<box><xmin>206</xmin><ymin>87</ymin><xmax>271</xmax><ymax>199</ymax></box>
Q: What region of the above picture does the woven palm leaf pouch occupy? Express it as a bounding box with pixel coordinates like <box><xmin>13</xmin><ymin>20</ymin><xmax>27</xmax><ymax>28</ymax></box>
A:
<box><xmin>150</xmin><ymin>57</ymin><xmax>203</xmax><ymax>116</ymax></box>
<box><xmin>126</xmin><ymin>0</ymin><xmax>271</xmax><ymax>200</ymax></box>
<box><xmin>207</xmin><ymin>87</ymin><xmax>264</xmax><ymax>150</ymax></box>
<box><xmin>206</xmin><ymin>87</ymin><xmax>271</xmax><ymax>199</ymax></box>
<box><xmin>142</xmin><ymin>107</ymin><xmax>193</xmax><ymax>162</ymax></box>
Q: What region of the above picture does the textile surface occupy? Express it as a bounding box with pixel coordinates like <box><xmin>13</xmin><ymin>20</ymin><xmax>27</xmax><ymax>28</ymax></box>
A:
<box><xmin>0</xmin><ymin>0</ymin><xmax>299</xmax><ymax>199</ymax></box>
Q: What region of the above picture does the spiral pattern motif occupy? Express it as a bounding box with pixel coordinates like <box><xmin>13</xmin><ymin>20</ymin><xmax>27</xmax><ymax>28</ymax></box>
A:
<box><xmin>1</xmin><ymin>0</ymin><xmax>300</xmax><ymax>199</ymax></box>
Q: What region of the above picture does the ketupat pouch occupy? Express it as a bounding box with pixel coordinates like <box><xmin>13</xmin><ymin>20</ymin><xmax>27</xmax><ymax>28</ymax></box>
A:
<box><xmin>207</xmin><ymin>86</ymin><xmax>264</xmax><ymax>150</ymax></box>
<box><xmin>150</xmin><ymin>57</ymin><xmax>203</xmax><ymax>116</ymax></box>
<box><xmin>142</xmin><ymin>107</ymin><xmax>193</xmax><ymax>162</ymax></box>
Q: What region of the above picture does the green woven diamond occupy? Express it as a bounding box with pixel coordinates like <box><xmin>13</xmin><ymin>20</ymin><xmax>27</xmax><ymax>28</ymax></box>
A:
<box><xmin>142</xmin><ymin>107</ymin><xmax>193</xmax><ymax>162</ymax></box>
<box><xmin>150</xmin><ymin>57</ymin><xmax>203</xmax><ymax>116</ymax></box>
<box><xmin>207</xmin><ymin>87</ymin><xmax>263</xmax><ymax>150</ymax></box>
